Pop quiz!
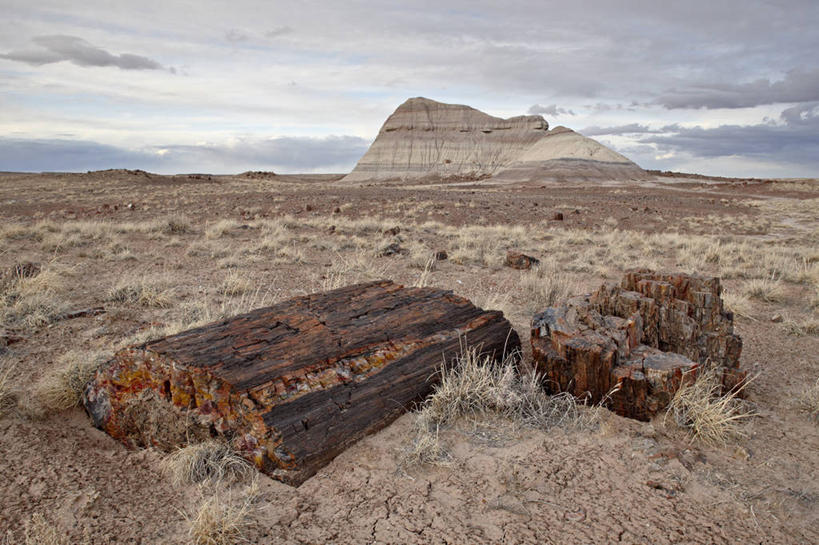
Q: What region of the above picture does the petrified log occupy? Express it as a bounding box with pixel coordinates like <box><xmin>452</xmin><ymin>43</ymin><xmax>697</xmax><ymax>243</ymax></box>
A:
<box><xmin>84</xmin><ymin>280</ymin><xmax>519</xmax><ymax>485</ymax></box>
<box><xmin>532</xmin><ymin>270</ymin><xmax>744</xmax><ymax>421</ymax></box>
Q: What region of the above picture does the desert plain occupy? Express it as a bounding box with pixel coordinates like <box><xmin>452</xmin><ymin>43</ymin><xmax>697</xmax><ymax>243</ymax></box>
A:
<box><xmin>0</xmin><ymin>167</ymin><xmax>817</xmax><ymax>544</ymax></box>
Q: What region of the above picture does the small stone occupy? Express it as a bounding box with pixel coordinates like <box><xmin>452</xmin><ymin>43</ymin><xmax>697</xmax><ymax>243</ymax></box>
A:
<box><xmin>382</xmin><ymin>226</ymin><xmax>401</xmax><ymax>237</ymax></box>
<box><xmin>770</xmin><ymin>314</ymin><xmax>783</xmax><ymax>323</ymax></box>
<box><xmin>505</xmin><ymin>250</ymin><xmax>540</xmax><ymax>270</ymax></box>
<box><xmin>378</xmin><ymin>242</ymin><xmax>407</xmax><ymax>257</ymax></box>
<box><xmin>305</xmin><ymin>204</ymin><xmax>313</xmax><ymax>212</ymax></box>
<box><xmin>333</xmin><ymin>207</ymin><xmax>341</xmax><ymax>214</ymax></box>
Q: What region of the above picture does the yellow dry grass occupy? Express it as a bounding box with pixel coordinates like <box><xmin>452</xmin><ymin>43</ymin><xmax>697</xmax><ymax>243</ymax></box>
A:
<box><xmin>27</xmin><ymin>349</ymin><xmax>109</xmax><ymax>415</ymax></box>
<box><xmin>163</xmin><ymin>441</ymin><xmax>254</xmax><ymax>487</ymax></box>
<box><xmin>186</xmin><ymin>482</ymin><xmax>260</xmax><ymax>545</ymax></box>
<box><xmin>665</xmin><ymin>369</ymin><xmax>756</xmax><ymax>445</ymax></box>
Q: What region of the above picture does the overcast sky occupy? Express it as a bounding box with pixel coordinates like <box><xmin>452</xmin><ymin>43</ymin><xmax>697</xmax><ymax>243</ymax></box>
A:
<box><xmin>1</xmin><ymin>0</ymin><xmax>818</xmax><ymax>177</ymax></box>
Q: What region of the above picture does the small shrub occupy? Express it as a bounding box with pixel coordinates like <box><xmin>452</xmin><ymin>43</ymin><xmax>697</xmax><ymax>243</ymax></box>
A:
<box><xmin>520</xmin><ymin>261</ymin><xmax>576</xmax><ymax>312</ymax></box>
<box><xmin>721</xmin><ymin>289</ymin><xmax>755</xmax><ymax>320</ymax></box>
<box><xmin>206</xmin><ymin>219</ymin><xmax>240</xmax><ymax>239</ymax></box>
<box><xmin>406</xmin><ymin>346</ymin><xmax>590</xmax><ymax>465</ymax></box>
<box><xmin>742</xmin><ymin>276</ymin><xmax>784</xmax><ymax>302</ymax></box>
<box><xmin>28</xmin><ymin>349</ymin><xmax>108</xmax><ymax>414</ymax></box>
<box><xmin>0</xmin><ymin>264</ymin><xmax>67</xmax><ymax>330</ymax></box>
<box><xmin>221</xmin><ymin>269</ymin><xmax>252</xmax><ymax>296</ymax></box>
<box><xmin>107</xmin><ymin>275</ymin><xmax>174</xmax><ymax>308</ymax></box>
<box><xmin>163</xmin><ymin>214</ymin><xmax>193</xmax><ymax>235</ymax></box>
<box><xmin>187</xmin><ymin>484</ymin><xmax>259</xmax><ymax>545</ymax></box>
<box><xmin>163</xmin><ymin>441</ymin><xmax>254</xmax><ymax>487</ymax></box>
<box><xmin>665</xmin><ymin>369</ymin><xmax>756</xmax><ymax>445</ymax></box>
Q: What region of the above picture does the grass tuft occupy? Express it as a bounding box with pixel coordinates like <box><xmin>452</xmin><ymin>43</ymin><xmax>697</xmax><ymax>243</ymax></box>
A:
<box><xmin>519</xmin><ymin>261</ymin><xmax>576</xmax><ymax>312</ymax></box>
<box><xmin>665</xmin><ymin>369</ymin><xmax>756</xmax><ymax>445</ymax></box>
<box><xmin>27</xmin><ymin>349</ymin><xmax>108</xmax><ymax>415</ymax></box>
<box><xmin>163</xmin><ymin>441</ymin><xmax>254</xmax><ymax>487</ymax></box>
<box><xmin>406</xmin><ymin>346</ymin><xmax>592</xmax><ymax>465</ymax></box>
<box><xmin>107</xmin><ymin>274</ymin><xmax>174</xmax><ymax>308</ymax></box>
<box><xmin>186</xmin><ymin>483</ymin><xmax>259</xmax><ymax>545</ymax></box>
<box><xmin>742</xmin><ymin>276</ymin><xmax>784</xmax><ymax>302</ymax></box>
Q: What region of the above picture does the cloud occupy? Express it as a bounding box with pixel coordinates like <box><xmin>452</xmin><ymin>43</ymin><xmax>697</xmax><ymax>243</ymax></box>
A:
<box><xmin>527</xmin><ymin>104</ymin><xmax>575</xmax><ymax>117</ymax></box>
<box><xmin>0</xmin><ymin>135</ymin><xmax>370</xmax><ymax>174</ymax></box>
<box><xmin>265</xmin><ymin>26</ymin><xmax>293</xmax><ymax>39</ymax></box>
<box><xmin>225</xmin><ymin>29</ymin><xmax>250</xmax><ymax>43</ymax></box>
<box><xmin>0</xmin><ymin>35</ymin><xmax>163</xmax><ymax>70</ymax></box>
<box><xmin>639</xmin><ymin>103</ymin><xmax>819</xmax><ymax>166</ymax></box>
<box><xmin>580</xmin><ymin>123</ymin><xmax>655</xmax><ymax>136</ymax></box>
<box><xmin>656</xmin><ymin>68</ymin><xmax>819</xmax><ymax>109</ymax></box>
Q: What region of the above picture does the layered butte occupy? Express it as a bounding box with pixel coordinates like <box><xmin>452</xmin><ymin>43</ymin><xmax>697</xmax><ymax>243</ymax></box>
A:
<box><xmin>343</xmin><ymin>97</ymin><xmax>647</xmax><ymax>182</ymax></box>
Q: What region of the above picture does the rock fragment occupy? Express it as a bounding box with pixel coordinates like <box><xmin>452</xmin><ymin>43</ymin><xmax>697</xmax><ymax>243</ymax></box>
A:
<box><xmin>531</xmin><ymin>270</ymin><xmax>745</xmax><ymax>420</ymax></box>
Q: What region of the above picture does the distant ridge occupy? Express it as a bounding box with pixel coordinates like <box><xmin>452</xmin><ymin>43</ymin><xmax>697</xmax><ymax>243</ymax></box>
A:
<box><xmin>343</xmin><ymin>97</ymin><xmax>647</xmax><ymax>182</ymax></box>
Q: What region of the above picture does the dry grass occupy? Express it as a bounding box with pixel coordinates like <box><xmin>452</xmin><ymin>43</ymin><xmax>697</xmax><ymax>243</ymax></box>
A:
<box><xmin>797</xmin><ymin>379</ymin><xmax>819</xmax><ymax>421</ymax></box>
<box><xmin>221</xmin><ymin>269</ymin><xmax>252</xmax><ymax>296</ymax></box>
<box><xmin>0</xmin><ymin>263</ymin><xmax>68</xmax><ymax>330</ymax></box>
<box><xmin>0</xmin><ymin>358</ymin><xmax>15</xmax><ymax>417</ymax></box>
<box><xmin>665</xmin><ymin>369</ymin><xmax>756</xmax><ymax>445</ymax></box>
<box><xmin>319</xmin><ymin>248</ymin><xmax>389</xmax><ymax>291</ymax></box>
<box><xmin>205</xmin><ymin>219</ymin><xmax>240</xmax><ymax>239</ymax></box>
<box><xmin>107</xmin><ymin>274</ymin><xmax>174</xmax><ymax>308</ymax></box>
<box><xmin>519</xmin><ymin>261</ymin><xmax>577</xmax><ymax>312</ymax></box>
<box><xmin>721</xmin><ymin>289</ymin><xmax>756</xmax><ymax>320</ymax></box>
<box><xmin>742</xmin><ymin>276</ymin><xmax>784</xmax><ymax>302</ymax></box>
<box><xmin>163</xmin><ymin>441</ymin><xmax>254</xmax><ymax>487</ymax></box>
<box><xmin>406</xmin><ymin>346</ymin><xmax>591</xmax><ymax>465</ymax></box>
<box><xmin>782</xmin><ymin>316</ymin><xmax>819</xmax><ymax>337</ymax></box>
<box><xmin>186</xmin><ymin>483</ymin><xmax>259</xmax><ymax>545</ymax></box>
<box><xmin>3</xmin><ymin>513</ymin><xmax>89</xmax><ymax>545</ymax></box>
<box><xmin>27</xmin><ymin>349</ymin><xmax>109</xmax><ymax>415</ymax></box>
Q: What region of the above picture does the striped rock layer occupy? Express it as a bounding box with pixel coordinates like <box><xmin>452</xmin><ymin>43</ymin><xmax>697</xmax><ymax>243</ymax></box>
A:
<box><xmin>342</xmin><ymin>97</ymin><xmax>647</xmax><ymax>182</ymax></box>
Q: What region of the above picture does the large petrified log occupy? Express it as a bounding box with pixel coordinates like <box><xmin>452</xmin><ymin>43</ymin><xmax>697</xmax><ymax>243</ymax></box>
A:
<box><xmin>84</xmin><ymin>280</ymin><xmax>519</xmax><ymax>485</ymax></box>
<box><xmin>531</xmin><ymin>270</ymin><xmax>745</xmax><ymax>421</ymax></box>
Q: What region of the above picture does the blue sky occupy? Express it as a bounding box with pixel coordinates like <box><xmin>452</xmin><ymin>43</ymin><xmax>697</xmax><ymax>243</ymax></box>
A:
<box><xmin>1</xmin><ymin>0</ymin><xmax>818</xmax><ymax>177</ymax></box>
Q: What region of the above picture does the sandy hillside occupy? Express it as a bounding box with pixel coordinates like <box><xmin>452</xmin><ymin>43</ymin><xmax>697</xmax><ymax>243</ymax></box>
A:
<box><xmin>1</xmin><ymin>170</ymin><xmax>817</xmax><ymax>544</ymax></box>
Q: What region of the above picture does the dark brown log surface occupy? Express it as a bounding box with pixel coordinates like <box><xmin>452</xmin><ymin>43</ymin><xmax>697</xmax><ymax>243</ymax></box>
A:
<box><xmin>84</xmin><ymin>280</ymin><xmax>519</xmax><ymax>485</ymax></box>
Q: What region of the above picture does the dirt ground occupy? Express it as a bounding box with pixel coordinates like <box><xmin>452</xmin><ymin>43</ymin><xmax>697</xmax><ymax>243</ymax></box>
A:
<box><xmin>0</xmin><ymin>170</ymin><xmax>817</xmax><ymax>544</ymax></box>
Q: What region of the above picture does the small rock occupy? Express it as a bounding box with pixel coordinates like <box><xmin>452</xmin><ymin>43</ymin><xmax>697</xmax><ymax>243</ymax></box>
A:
<box><xmin>505</xmin><ymin>250</ymin><xmax>540</xmax><ymax>270</ymax></box>
<box><xmin>327</xmin><ymin>225</ymin><xmax>336</xmax><ymax>234</ymax></box>
<box><xmin>770</xmin><ymin>314</ymin><xmax>783</xmax><ymax>323</ymax></box>
<box><xmin>378</xmin><ymin>242</ymin><xmax>407</xmax><ymax>257</ymax></box>
<box><xmin>333</xmin><ymin>207</ymin><xmax>341</xmax><ymax>214</ymax></box>
<box><xmin>552</xmin><ymin>212</ymin><xmax>564</xmax><ymax>221</ymax></box>
<box><xmin>305</xmin><ymin>204</ymin><xmax>313</xmax><ymax>212</ymax></box>
<box><xmin>383</xmin><ymin>226</ymin><xmax>401</xmax><ymax>237</ymax></box>
<box><xmin>434</xmin><ymin>250</ymin><xmax>448</xmax><ymax>261</ymax></box>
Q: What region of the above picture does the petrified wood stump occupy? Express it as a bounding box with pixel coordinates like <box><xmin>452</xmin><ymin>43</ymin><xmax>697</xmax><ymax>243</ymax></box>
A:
<box><xmin>83</xmin><ymin>280</ymin><xmax>520</xmax><ymax>485</ymax></box>
<box><xmin>531</xmin><ymin>270</ymin><xmax>745</xmax><ymax>421</ymax></box>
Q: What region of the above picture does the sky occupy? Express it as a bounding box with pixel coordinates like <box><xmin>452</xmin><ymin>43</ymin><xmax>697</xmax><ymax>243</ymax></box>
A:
<box><xmin>1</xmin><ymin>0</ymin><xmax>818</xmax><ymax>177</ymax></box>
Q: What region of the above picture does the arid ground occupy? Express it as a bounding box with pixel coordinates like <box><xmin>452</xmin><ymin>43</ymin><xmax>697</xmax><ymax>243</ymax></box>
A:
<box><xmin>1</xmin><ymin>170</ymin><xmax>817</xmax><ymax>544</ymax></box>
